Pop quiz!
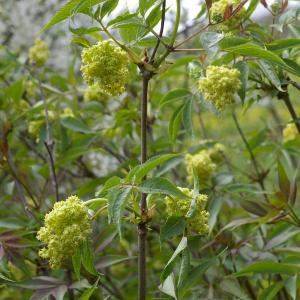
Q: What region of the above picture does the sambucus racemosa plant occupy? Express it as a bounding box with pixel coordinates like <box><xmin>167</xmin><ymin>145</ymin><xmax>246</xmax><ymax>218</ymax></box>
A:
<box><xmin>1</xmin><ymin>0</ymin><xmax>300</xmax><ymax>299</ymax></box>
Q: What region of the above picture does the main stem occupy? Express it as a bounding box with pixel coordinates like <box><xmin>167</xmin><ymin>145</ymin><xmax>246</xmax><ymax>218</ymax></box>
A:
<box><xmin>138</xmin><ymin>71</ymin><xmax>150</xmax><ymax>300</ymax></box>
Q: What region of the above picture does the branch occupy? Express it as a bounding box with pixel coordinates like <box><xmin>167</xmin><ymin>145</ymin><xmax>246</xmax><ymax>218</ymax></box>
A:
<box><xmin>150</xmin><ymin>0</ymin><xmax>166</xmax><ymax>63</ymax></box>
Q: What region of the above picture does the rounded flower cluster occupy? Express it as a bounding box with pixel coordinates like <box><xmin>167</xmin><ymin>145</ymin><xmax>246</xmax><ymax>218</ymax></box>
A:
<box><xmin>271</xmin><ymin>0</ymin><xmax>282</xmax><ymax>14</ymax></box>
<box><xmin>29</xmin><ymin>39</ymin><xmax>49</xmax><ymax>68</ymax></box>
<box><xmin>185</xmin><ymin>151</ymin><xmax>216</xmax><ymax>183</ymax></box>
<box><xmin>208</xmin><ymin>143</ymin><xmax>227</xmax><ymax>164</ymax></box>
<box><xmin>37</xmin><ymin>195</ymin><xmax>92</xmax><ymax>269</ymax></box>
<box><xmin>81</xmin><ymin>40</ymin><xmax>129</xmax><ymax>96</ymax></box>
<box><xmin>283</xmin><ymin>123</ymin><xmax>298</xmax><ymax>143</ymax></box>
<box><xmin>198</xmin><ymin>65</ymin><xmax>241</xmax><ymax>111</ymax></box>
<box><xmin>210</xmin><ymin>0</ymin><xmax>245</xmax><ymax>26</ymax></box>
<box><xmin>83</xmin><ymin>83</ymin><xmax>109</xmax><ymax>102</ymax></box>
<box><xmin>165</xmin><ymin>188</ymin><xmax>209</xmax><ymax>235</ymax></box>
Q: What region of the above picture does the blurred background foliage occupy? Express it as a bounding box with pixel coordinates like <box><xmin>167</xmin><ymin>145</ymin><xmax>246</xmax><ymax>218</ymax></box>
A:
<box><xmin>1</xmin><ymin>0</ymin><xmax>300</xmax><ymax>299</ymax></box>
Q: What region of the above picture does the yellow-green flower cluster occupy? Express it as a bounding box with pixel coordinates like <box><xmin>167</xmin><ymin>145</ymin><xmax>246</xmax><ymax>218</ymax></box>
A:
<box><xmin>198</xmin><ymin>65</ymin><xmax>241</xmax><ymax>111</ymax></box>
<box><xmin>37</xmin><ymin>195</ymin><xmax>92</xmax><ymax>269</ymax></box>
<box><xmin>210</xmin><ymin>0</ymin><xmax>245</xmax><ymax>26</ymax></box>
<box><xmin>83</xmin><ymin>83</ymin><xmax>109</xmax><ymax>102</ymax></box>
<box><xmin>283</xmin><ymin>123</ymin><xmax>298</xmax><ymax>143</ymax></box>
<box><xmin>81</xmin><ymin>40</ymin><xmax>129</xmax><ymax>96</ymax></box>
<box><xmin>185</xmin><ymin>151</ymin><xmax>216</xmax><ymax>183</ymax></box>
<box><xmin>208</xmin><ymin>143</ymin><xmax>227</xmax><ymax>164</ymax></box>
<box><xmin>29</xmin><ymin>39</ymin><xmax>49</xmax><ymax>68</ymax></box>
<box><xmin>165</xmin><ymin>188</ymin><xmax>209</xmax><ymax>235</ymax></box>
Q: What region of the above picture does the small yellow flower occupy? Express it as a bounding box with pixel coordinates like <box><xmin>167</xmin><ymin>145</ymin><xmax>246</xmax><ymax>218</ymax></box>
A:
<box><xmin>185</xmin><ymin>151</ymin><xmax>216</xmax><ymax>183</ymax></box>
<box><xmin>165</xmin><ymin>188</ymin><xmax>209</xmax><ymax>235</ymax></box>
<box><xmin>29</xmin><ymin>39</ymin><xmax>49</xmax><ymax>67</ymax></box>
<box><xmin>37</xmin><ymin>195</ymin><xmax>92</xmax><ymax>269</ymax></box>
<box><xmin>198</xmin><ymin>65</ymin><xmax>241</xmax><ymax>111</ymax></box>
<box><xmin>81</xmin><ymin>40</ymin><xmax>129</xmax><ymax>96</ymax></box>
<box><xmin>283</xmin><ymin>123</ymin><xmax>298</xmax><ymax>143</ymax></box>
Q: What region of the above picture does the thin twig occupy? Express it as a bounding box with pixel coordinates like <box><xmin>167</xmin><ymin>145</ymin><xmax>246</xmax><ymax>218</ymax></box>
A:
<box><xmin>150</xmin><ymin>0</ymin><xmax>166</xmax><ymax>63</ymax></box>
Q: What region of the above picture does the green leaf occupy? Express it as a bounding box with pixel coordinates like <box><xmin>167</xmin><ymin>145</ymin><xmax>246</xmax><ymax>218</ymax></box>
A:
<box><xmin>220</xmin><ymin>278</ymin><xmax>251</xmax><ymax>300</ymax></box>
<box><xmin>258</xmin><ymin>60</ymin><xmax>283</xmax><ymax>91</ymax></box>
<box><xmin>161</xmin><ymin>237</ymin><xmax>187</xmax><ymax>281</ymax></box>
<box><xmin>177</xmin><ymin>249</ymin><xmax>190</xmax><ymax>291</ymax></box>
<box><xmin>72</xmin><ymin>247</ymin><xmax>81</xmax><ymax>280</ymax></box>
<box><xmin>159</xmin><ymin>273</ymin><xmax>177</xmax><ymax>300</ymax></box>
<box><xmin>96</xmin><ymin>255</ymin><xmax>137</xmax><ymax>268</ymax></box>
<box><xmin>7</xmin><ymin>79</ymin><xmax>24</xmax><ymax>103</ymax></box>
<box><xmin>222</xmin><ymin>43</ymin><xmax>300</xmax><ymax>76</ymax></box>
<box><xmin>81</xmin><ymin>241</ymin><xmax>98</xmax><ymax>275</ymax></box>
<box><xmin>138</xmin><ymin>178</ymin><xmax>189</xmax><ymax>198</ymax></box>
<box><xmin>160</xmin><ymin>89</ymin><xmax>191</xmax><ymax>108</ymax></box>
<box><xmin>169</xmin><ymin>104</ymin><xmax>184</xmax><ymax>144</ymax></box>
<box><xmin>42</xmin><ymin>0</ymin><xmax>105</xmax><ymax>32</ymax></box>
<box><xmin>178</xmin><ymin>257</ymin><xmax>217</xmax><ymax>295</ymax></box>
<box><xmin>266</xmin><ymin>38</ymin><xmax>300</xmax><ymax>52</ymax></box>
<box><xmin>235</xmin><ymin>61</ymin><xmax>249</xmax><ymax>102</ymax></box>
<box><xmin>60</xmin><ymin>117</ymin><xmax>92</xmax><ymax>133</ymax></box>
<box><xmin>79</xmin><ymin>287</ymin><xmax>96</xmax><ymax>300</ymax></box>
<box><xmin>258</xmin><ymin>282</ymin><xmax>284</xmax><ymax>300</ymax></box>
<box><xmin>277</xmin><ymin>159</ymin><xmax>290</xmax><ymax>202</ymax></box>
<box><xmin>139</xmin><ymin>0</ymin><xmax>157</xmax><ymax>16</ymax></box>
<box><xmin>285</xmin><ymin>275</ymin><xmax>297</xmax><ymax>300</ymax></box>
<box><xmin>200</xmin><ymin>32</ymin><xmax>224</xmax><ymax>51</ymax></box>
<box><xmin>109</xmin><ymin>187</ymin><xmax>132</xmax><ymax>237</ymax></box>
<box><xmin>134</xmin><ymin>154</ymin><xmax>180</xmax><ymax>183</ymax></box>
<box><xmin>234</xmin><ymin>261</ymin><xmax>300</xmax><ymax>277</ymax></box>
<box><xmin>100</xmin><ymin>0</ymin><xmax>119</xmax><ymax>18</ymax></box>
<box><xmin>182</xmin><ymin>98</ymin><xmax>193</xmax><ymax>136</ymax></box>
<box><xmin>160</xmin><ymin>216</ymin><xmax>186</xmax><ymax>245</ymax></box>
